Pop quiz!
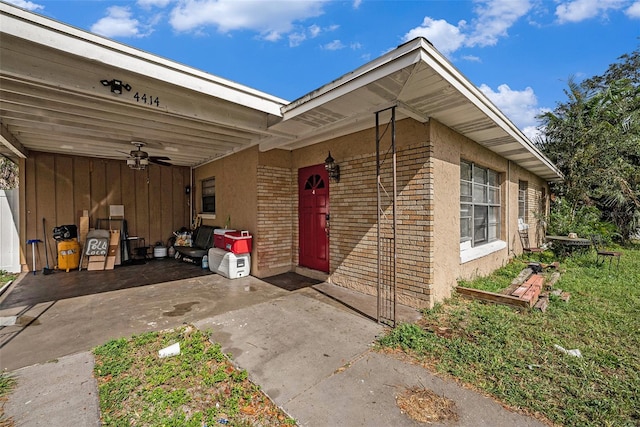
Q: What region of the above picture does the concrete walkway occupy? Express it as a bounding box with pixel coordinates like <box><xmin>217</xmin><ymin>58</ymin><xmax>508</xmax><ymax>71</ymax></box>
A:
<box><xmin>1</xmin><ymin>275</ymin><xmax>547</xmax><ymax>426</ymax></box>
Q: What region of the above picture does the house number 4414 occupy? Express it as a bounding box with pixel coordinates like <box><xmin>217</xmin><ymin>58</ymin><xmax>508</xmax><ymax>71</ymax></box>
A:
<box><xmin>133</xmin><ymin>92</ymin><xmax>160</xmax><ymax>107</ymax></box>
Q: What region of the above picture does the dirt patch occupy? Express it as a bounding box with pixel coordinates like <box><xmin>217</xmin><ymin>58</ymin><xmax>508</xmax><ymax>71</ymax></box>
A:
<box><xmin>397</xmin><ymin>387</ymin><xmax>459</xmax><ymax>424</ymax></box>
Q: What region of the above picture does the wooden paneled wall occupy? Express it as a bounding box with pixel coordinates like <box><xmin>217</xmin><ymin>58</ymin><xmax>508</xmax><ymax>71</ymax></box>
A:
<box><xmin>20</xmin><ymin>151</ymin><xmax>191</xmax><ymax>271</ymax></box>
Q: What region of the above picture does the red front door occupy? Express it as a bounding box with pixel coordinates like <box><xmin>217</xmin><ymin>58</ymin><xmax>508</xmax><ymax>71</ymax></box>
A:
<box><xmin>298</xmin><ymin>165</ymin><xmax>329</xmax><ymax>272</ymax></box>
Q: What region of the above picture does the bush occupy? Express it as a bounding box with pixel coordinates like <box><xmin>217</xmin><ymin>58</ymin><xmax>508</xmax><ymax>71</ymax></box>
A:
<box><xmin>547</xmin><ymin>198</ymin><xmax>617</xmax><ymax>242</ymax></box>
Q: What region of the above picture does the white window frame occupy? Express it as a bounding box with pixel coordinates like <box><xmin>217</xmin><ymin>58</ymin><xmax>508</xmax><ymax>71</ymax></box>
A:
<box><xmin>460</xmin><ymin>160</ymin><xmax>501</xmax><ymax>248</ymax></box>
<box><xmin>518</xmin><ymin>180</ymin><xmax>528</xmax><ymax>223</ymax></box>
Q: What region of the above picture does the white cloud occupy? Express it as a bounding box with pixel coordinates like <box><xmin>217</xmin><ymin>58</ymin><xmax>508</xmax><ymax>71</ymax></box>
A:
<box><xmin>465</xmin><ymin>0</ymin><xmax>533</xmax><ymax>47</ymax></box>
<box><xmin>137</xmin><ymin>0</ymin><xmax>172</xmax><ymax>9</ymax></box>
<box><xmin>522</xmin><ymin>125</ymin><xmax>543</xmax><ymax>142</ymax></box>
<box><xmin>289</xmin><ymin>23</ymin><xmax>336</xmax><ymax>47</ymax></box>
<box><xmin>402</xmin><ymin>0</ymin><xmax>533</xmax><ymax>56</ymax></box>
<box><xmin>169</xmin><ymin>0</ymin><xmax>327</xmax><ymax>41</ymax></box>
<box><xmin>322</xmin><ymin>39</ymin><xmax>345</xmax><ymax>50</ymax></box>
<box><xmin>353</xmin><ymin>0</ymin><xmax>362</xmax><ymax>9</ymax></box>
<box><xmin>289</xmin><ymin>32</ymin><xmax>307</xmax><ymax>47</ymax></box>
<box><xmin>402</xmin><ymin>17</ymin><xmax>466</xmax><ymax>55</ymax></box>
<box><xmin>462</xmin><ymin>54</ymin><xmax>482</xmax><ymax>62</ymax></box>
<box><xmin>625</xmin><ymin>1</ymin><xmax>640</xmax><ymax>17</ymax></box>
<box><xmin>91</xmin><ymin>6</ymin><xmax>148</xmax><ymax>38</ymax></box>
<box><xmin>309</xmin><ymin>24</ymin><xmax>321</xmax><ymax>38</ymax></box>
<box><xmin>479</xmin><ymin>83</ymin><xmax>545</xmax><ymax>133</ymax></box>
<box><xmin>555</xmin><ymin>0</ymin><xmax>627</xmax><ymax>23</ymax></box>
<box><xmin>4</xmin><ymin>0</ymin><xmax>44</xmax><ymax>11</ymax></box>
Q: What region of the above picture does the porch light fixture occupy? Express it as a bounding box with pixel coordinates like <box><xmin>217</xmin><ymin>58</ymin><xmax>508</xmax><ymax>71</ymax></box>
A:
<box><xmin>324</xmin><ymin>151</ymin><xmax>340</xmax><ymax>183</ymax></box>
<box><xmin>100</xmin><ymin>79</ymin><xmax>131</xmax><ymax>95</ymax></box>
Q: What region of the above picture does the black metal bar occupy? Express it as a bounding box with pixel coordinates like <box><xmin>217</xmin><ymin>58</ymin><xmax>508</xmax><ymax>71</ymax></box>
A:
<box><xmin>375</xmin><ymin>106</ymin><xmax>397</xmax><ymax>328</ymax></box>
<box><xmin>376</xmin><ymin>111</ymin><xmax>381</xmax><ymax>323</ymax></box>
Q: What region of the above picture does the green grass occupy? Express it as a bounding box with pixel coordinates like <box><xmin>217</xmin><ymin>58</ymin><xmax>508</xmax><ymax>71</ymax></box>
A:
<box><xmin>379</xmin><ymin>245</ymin><xmax>640</xmax><ymax>427</ymax></box>
<box><xmin>0</xmin><ymin>270</ymin><xmax>17</xmax><ymax>287</ymax></box>
<box><xmin>93</xmin><ymin>326</ymin><xmax>295</xmax><ymax>426</ymax></box>
<box><xmin>0</xmin><ymin>373</ymin><xmax>17</xmax><ymax>426</ymax></box>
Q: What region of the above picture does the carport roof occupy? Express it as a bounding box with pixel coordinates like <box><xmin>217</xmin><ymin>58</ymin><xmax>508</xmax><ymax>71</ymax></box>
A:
<box><xmin>0</xmin><ymin>3</ymin><xmax>562</xmax><ymax>181</ymax></box>
<box><xmin>0</xmin><ymin>3</ymin><xmax>287</xmax><ymax>167</ymax></box>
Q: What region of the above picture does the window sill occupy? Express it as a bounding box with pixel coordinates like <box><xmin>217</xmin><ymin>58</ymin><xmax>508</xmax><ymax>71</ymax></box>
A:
<box><xmin>460</xmin><ymin>240</ymin><xmax>506</xmax><ymax>264</ymax></box>
<box><xmin>198</xmin><ymin>213</ymin><xmax>216</xmax><ymax>220</ymax></box>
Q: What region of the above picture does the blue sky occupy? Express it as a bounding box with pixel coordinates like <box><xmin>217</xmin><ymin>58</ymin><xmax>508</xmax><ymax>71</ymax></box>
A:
<box><xmin>6</xmin><ymin>0</ymin><xmax>640</xmax><ymax>139</ymax></box>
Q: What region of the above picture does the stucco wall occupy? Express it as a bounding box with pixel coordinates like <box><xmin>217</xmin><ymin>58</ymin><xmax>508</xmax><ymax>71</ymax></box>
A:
<box><xmin>193</xmin><ymin>147</ymin><xmax>259</xmax><ymax>271</ymax></box>
<box><xmin>430</xmin><ymin>119</ymin><xmax>549</xmax><ymax>300</ymax></box>
<box><xmin>194</xmin><ymin>148</ymin><xmax>258</xmax><ymax>231</ymax></box>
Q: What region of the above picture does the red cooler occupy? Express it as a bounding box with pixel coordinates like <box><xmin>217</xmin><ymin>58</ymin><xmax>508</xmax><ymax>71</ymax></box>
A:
<box><xmin>224</xmin><ymin>231</ymin><xmax>252</xmax><ymax>254</ymax></box>
<box><xmin>214</xmin><ymin>228</ymin><xmax>235</xmax><ymax>249</ymax></box>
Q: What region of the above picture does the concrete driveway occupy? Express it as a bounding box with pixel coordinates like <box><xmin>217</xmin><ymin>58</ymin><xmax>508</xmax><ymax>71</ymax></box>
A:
<box><xmin>1</xmin><ymin>273</ymin><xmax>547</xmax><ymax>427</ymax></box>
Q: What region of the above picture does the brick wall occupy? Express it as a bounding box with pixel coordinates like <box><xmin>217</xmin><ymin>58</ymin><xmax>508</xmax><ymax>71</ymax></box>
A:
<box><xmin>330</xmin><ymin>142</ymin><xmax>434</xmax><ymax>309</ymax></box>
<box><xmin>256</xmin><ymin>165</ymin><xmax>294</xmax><ymax>275</ymax></box>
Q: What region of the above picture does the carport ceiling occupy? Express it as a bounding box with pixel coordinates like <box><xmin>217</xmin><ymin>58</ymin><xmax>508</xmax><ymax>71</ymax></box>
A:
<box><xmin>0</xmin><ymin>4</ymin><xmax>286</xmax><ymax>167</ymax></box>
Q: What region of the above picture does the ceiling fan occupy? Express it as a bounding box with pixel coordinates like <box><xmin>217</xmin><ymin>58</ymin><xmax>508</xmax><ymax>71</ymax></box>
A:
<box><xmin>120</xmin><ymin>142</ymin><xmax>172</xmax><ymax>170</ymax></box>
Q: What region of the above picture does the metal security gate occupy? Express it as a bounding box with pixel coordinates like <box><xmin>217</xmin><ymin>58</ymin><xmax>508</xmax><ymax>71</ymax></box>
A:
<box><xmin>376</xmin><ymin>106</ymin><xmax>397</xmax><ymax>327</ymax></box>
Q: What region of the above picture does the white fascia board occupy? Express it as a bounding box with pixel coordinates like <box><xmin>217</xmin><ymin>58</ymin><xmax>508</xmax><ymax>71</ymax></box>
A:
<box><xmin>281</xmin><ymin>39</ymin><xmax>425</xmax><ymax>118</ymax></box>
<box><xmin>0</xmin><ymin>3</ymin><xmax>287</xmax><ymax>117</ymax></box>
<box><xmin>413</xmin><ymin>41</ymin><xmax>563</xmax><ymax>181</ymax></box>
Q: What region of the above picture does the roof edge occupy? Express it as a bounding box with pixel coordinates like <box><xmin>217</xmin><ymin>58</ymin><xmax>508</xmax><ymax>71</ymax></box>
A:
<box><xmin>0</xmin><ymin>2</ymin><xmax>288</xmax><ymax>116</ymax></box>
<box><xmin>281</xmin><ymin>37</ymin><xmax>562</xmax><ymax>181</ymax></box>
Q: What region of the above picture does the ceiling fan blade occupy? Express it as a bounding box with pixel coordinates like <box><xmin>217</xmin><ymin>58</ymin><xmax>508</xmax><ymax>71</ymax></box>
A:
<box><xmin>150</xmin><ymin>156</ymin><xmax>171</xmax><ymax>161</ymax></box>
<box><xmin>149</xmin><ymin>157</ymin><xmax>172</xmax><ymax>166</ymax></box>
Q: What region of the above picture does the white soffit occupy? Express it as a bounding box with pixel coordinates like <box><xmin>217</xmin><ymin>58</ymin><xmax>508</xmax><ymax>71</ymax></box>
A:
<box><xmin>0</xmin><ymin>4</ymin><xmax>286</xmax><ymax>115</ymax></box>
<box><xmin>265</xmin><ymin>38</ymin><xmax>562</xmax><ymax>182</ymax></box>
<box><xmin>0</xmin><ymin>3</ymin><xmax>287</xmax><ymax>167</ymax></box>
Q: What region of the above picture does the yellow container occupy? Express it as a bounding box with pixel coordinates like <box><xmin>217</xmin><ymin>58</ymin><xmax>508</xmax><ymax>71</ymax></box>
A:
<box><xmin>57</xmin><ymin>239</ymin><xmax>80</xmax><ymax>272</ymax></box>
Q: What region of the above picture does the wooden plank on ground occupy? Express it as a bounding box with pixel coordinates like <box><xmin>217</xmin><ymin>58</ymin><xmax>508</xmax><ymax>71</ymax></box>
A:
<box><xmin>511</xmin><ymin>268</ymin><xmax>533</xmax><ymax>286</ymax></box>
<box><xmin>547</xmin><ymin>272</ymin><xmax>561</xmax><ymax>289</ymax></box>
<box><xmin>456</xmin><ymin>286</ymin><xmax>530</xmax><ymax>309</ymax></box>
<box><xmin>501</xmin><ymin>283</ymin><xmax>521</xmax><ymax>295</ymax></box>
<box><xmin>512</xmin><ymin>274</ymin><xmax>544</xmax><ymax>298</ymax></box>
<box><xmin>87</xmin><ymin>255</ymin><xmax>106</xmax><ymax>271</ymax></box>
<box><xmin>521</xmin><ymin>281</ymin><xmax>543</xmax><ymax>306</ymax></box>
<box><xmin>104</xmin><ymin>230</ymin><xmax>120</xmax><ymax>270</ymax></box>
<box><xmin>512</xmin><ymin>284</ymin><xmax>530</xmax><ymax>297</ymax></box>
<box><xmin>534</xmin><ymin>296</ymin><xmax>549</xmax><ymax>312</ymax></box>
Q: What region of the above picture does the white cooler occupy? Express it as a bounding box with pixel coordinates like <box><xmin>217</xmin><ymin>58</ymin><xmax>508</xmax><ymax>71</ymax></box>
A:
<box><xmin>208</xmin><ymin>247</ymin><xmax>250</xmax><ymax>279</ymax></box>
